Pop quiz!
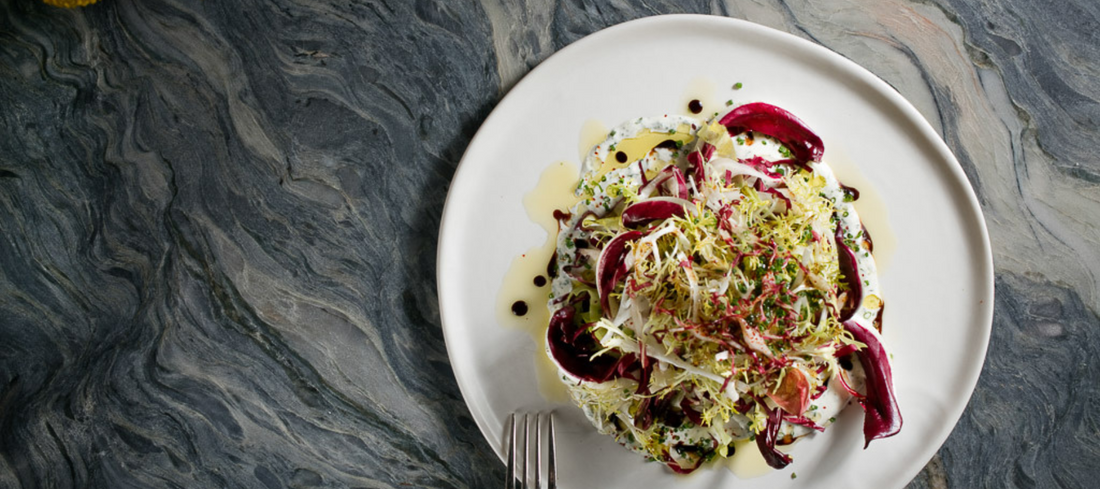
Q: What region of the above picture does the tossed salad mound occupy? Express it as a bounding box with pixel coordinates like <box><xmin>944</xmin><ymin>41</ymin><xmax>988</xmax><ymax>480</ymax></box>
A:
<box><xmin>546</xmin><ymin>103</ymin><xmax>901</xmax><ymax>473</ymax></box>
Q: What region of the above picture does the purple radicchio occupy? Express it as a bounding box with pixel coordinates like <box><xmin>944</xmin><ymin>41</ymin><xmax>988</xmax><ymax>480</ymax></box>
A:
<box><xmin>663</xmin><ymin>165</ymin><xmax>690</xmax><ymax>200</ymax></box>
<box><xmin>755</xmin><ymin>179</ymin><xmax>792</xmax><ymax>213</ymax></box>
<box><xmin>546</xmin><ymin>306</ymin><xmax>616</xmax><ymax>382</ymax></box>
<box><xmin>755</xmin><ymin>404</ymin><xmax>793</xmax><ymax>469</ymax></box>
<box><xmin>595</xmin><ymin>230</ymin><xmax>644</xmax><ymax>316</ymax></box>
<box><xmin>742</xmin><ymin>155</ymin><xmax>784</xmax><ymax>179</ymax></box>
<box><xmin>719</xmin><ymin>102</ymin><xmax>824</xmax><ymax>163</ymax></box>
<box><xmin>621</xmin><ymin>197</ymin><xmax>690</xmax><ymax>228</ymax></box>
<box><xmin>686</xmin><ymin>142</ymin><xmax>716</xmax><ymax>184</ymax></box>
<box><xmin>547</xmin><ymin>305</ymin><xmax>642</xmax><ymax>383</ymax></box>
<box><xmin>835</xmin><ymin>229</ymin><xmax>862</xmax><ymax>322</ymax></box>
<box><xmin>639</xmin><ymin>165</ymin><xmax>690</xmax><ymax>200</ymax></box>
<box><xmin>842</xmin><ymin>319</ymin><xmax>903</xmax><ymax>447</ymax></box>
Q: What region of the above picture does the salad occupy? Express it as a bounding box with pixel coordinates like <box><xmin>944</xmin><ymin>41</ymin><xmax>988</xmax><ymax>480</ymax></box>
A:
<box><xmin>545</xmin><ymin>102</ymin><xmax>902</xmax><ymax>473</ymax></box>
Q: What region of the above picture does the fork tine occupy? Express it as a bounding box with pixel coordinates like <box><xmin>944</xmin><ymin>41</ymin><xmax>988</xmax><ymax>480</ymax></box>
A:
<box><xmin>506</xmin><ymin>413</ymin><xmax>516</xmax><ymax>489</ymax></box>
<box><xmin>547</xmin><ymin>413</ymin><xmax>556</xmax><ymax>489</ymax></box>
<box><xmin>507</xmin><ymin>413</ymin><xmax>557</xmax><ymax>489</ymax></box>
<box><xmin>521</xmin><ymin>414</ymin><xmax>530</xmax><ymax>489</ymax></box>
<box><xmin>534</xmin><ymin>413</ymin><xmax>542</xmax><ymax>489</ymax></box>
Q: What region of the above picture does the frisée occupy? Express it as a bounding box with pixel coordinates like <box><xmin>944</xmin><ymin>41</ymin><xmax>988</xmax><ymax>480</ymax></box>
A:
<box><xmin>544</xmin><ymin>102</ymin><xmax>901</xmax><ymax>473</ymax></box>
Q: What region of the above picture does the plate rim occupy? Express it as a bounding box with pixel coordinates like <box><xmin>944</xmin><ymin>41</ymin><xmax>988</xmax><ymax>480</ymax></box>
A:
<box><xmin>437</xmin><ymin>13</ymin><xmax>994</xmax><ymax>486</ymax></box>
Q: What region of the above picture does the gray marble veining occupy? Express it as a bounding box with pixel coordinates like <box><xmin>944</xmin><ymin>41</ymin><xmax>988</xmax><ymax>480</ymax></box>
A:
<box><xmin>1</xmin><ymin>0</ymin><xmax>1097</xmax><ymax>488</ymax></box>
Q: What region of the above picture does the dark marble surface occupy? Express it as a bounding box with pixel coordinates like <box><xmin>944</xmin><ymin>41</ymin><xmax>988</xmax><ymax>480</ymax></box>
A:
<box><xmin>1</xmin><ymin>0</ymin><xmax>1097</xmax><ymax>487</ymax></box>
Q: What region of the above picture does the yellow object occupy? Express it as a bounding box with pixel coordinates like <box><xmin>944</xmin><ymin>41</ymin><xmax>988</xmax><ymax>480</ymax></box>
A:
<box><xmin>863</xmin><ymin>294</ymin><xmax>883</xmax><ymax>310</ymax></box>
<box><xmin>42</xmin><ymin>0</ymin><xmax>100</xmax><ymax>7</ymax></box>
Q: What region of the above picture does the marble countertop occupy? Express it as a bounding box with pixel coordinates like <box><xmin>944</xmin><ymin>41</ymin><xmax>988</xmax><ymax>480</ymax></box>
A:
<box><xmin>2</xmin><ymin>0</ymin><xmax>1097</xmax><ymax>487</ymax></box>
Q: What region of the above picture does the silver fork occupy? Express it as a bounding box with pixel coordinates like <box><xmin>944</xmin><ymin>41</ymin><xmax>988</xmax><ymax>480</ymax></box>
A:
<box><xmin>505</xmin><ymin>412</ymin><xmax>556</xmax><ymax>489</ymax></box>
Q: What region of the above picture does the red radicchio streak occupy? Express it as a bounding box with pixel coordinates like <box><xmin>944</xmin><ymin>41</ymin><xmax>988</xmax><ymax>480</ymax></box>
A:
<box><xmin>663</xmin><ymin>166</ymin><xmax>690</xmax><ymax>200</ymax></box>
<box><xmin>835</xmin><ymin>231</ymin><xmax>862</xmax><ymax>322</ymax></box>
<box><xmin>634</xmin><ymin>390</ymin><xmax>675</xmax><ymax>430</ymax></box>
<box><xmin>719</xmin><ymin>102</ymin><xmax>824</xmax><ymax>163</ymax></box>
<box><xmin>638</xmin><ymin>165</ymin><xmax>672</xmax><ymax>196</ymax></box>
<box><xmin>640</xmin><ymin>165</ymin><xmax>691</xmax><ymax>201</ymax></box>
<box><xmin>546</xmin><ymin>306</ymin><xmax>617</xmax><ymax>382</ymax></box>
<box><xmin>782</xmin><ymin>415</ymin><xmax>825</xmax><ymax>432</ymax></box>
<box><xmin>621</xmin><ymin>198</ymin><xmax>689</xmax><ymax>228</ymax></box>
<box><xmin>755</xmin><ymin>405</ymin><xmax>793</xmax><ymax>469</ymax></box>
<box><xmin>634</xmin><ymin>344</ymin><xmax>653</xmax><ymax>394</ymax></box>
<box><xmin>680</xmin><ymin>397</ymin><xmax>705</xmax><ymax>426</ymax></box>
<box><xmin>611</xmin><ymin>352</ymin><xmax>640</xmax><ymax>381</ymax></box>
<box><xmin>842</xmin><ymin>319</ymin><xmax>903</xmax><ymax>447</ymax></box>
<box><xmin>686</xmin><ymin>143</ymin><xmax>716</xmax><ymax>184</ymax></box>
<box><xmin>547</xmin><ymin>306</ymin><xmax>648</xmax><ymax>383</ymax></box>
<box><xmin>835</xmin><ymin>367</ymin><xmax>866</xmax><ymax>400</ymax></box>
<box><xmin>595</xmin><ymin>230</ymin><xmax>644</xmax><ymax>316</ymax></box>
<box><xmin>742</xmin><ymin>156</ymin><xmax>784</xmax><ymax>179</ymax></box>
<box><xmin>755</xmin><ymin>179</ymin><xmax>792</xmax><ymax>212</ymax></box>
<box><xmin>834</xmin><ymin>343</ymin><xmax>859</xmax><ymax>359</ymax></box>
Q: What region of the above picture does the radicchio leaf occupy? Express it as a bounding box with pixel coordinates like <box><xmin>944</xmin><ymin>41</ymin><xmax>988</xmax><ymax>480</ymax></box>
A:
<box><xmin>842</xmin><ymin>319</ymin><xmax>903</xmax><ymax>447</ymax></box>
<box><xmin>755</xmin><ymin>179</ymin><xmax>792</xmax><ymax>213</ymax></box>
<box><xmin>621</xmin><ymin>198</ymin><xmax>689</xmax><ymax>228</ymax></box>
<box><xmin>835</xmin><ymin>232</ymin><xmax>862</xmax><ymax>322</ymax></box>
<box><xmin>755</xmin><ymin>404</ymin><xmax>792</xmax><ymax>469</ymax></box>
<box><xmin>679</xmin><ymin>397</ymin><xmax>704</xmax><ymax>426</ymax></box>
<box><xmin>742</xmin><ymin>156</ymin><xmax>784</xmax><ymax>179</ymax></box>
<box><xmin>634</xmin><ymin>390</ymin><xmax>675</xmax><ymax>430</ymax></box>
<box><xmin>546</xmin><ymin>306</ymin><xmax>617</xmax><ymax>382</ymax></box>
<box><xmin>662</xmin><ymin>165</ymin><xmax>690</xmax><ymax>200</ymax></box>
<box><xmin>686</xmin><ymin>143</ymin><xmax>715</xmax><ymax>184</ymax></box>
<box><xmin>782</xmin><ymin>415</ymin><xmax>825</xmax><ymax>432</ymax></box>
<box><xmin>639</xmin><ymin>165</ymin><xmax>690</xmax><ymax>200</ymax></box>
<box><xmin>595</xmin><ymin>230</ymin><xmax>643</xmax><ymax>316</ymax></box>
<box><xmin>709</xmin><ymin>157</ymin><xmax>782</xmax><ymax>186</ymax></box>
<box><xmin>719</xmin><ymin>102</ymin><xmax>824</xmax><ymax>163</ymax></box>
<box><xmin>834</xmin><ymin>343</ymin><xmax>859</xmax><ymax>359</ymax></box>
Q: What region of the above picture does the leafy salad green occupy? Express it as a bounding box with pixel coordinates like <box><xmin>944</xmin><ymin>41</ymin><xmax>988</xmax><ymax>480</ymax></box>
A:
<box><xmin>545</xmin><ymin>103</ymin><xmax>900</xmax><ymax>473</ymax></box>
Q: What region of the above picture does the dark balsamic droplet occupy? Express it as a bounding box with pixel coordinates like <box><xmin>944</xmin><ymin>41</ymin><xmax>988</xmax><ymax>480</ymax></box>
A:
<box><xmin>547</xmin><ymin>252</ymin><xmax>558</xmax><ymax>278</ymax></box>
<box><xmin>839</xmin><ymin>355</ymin><xmax>854</xmax><ymax>371</ymax></box>
<box><xmin>511</xmin><ymin>301</ymin><xmax>529</xmax><ymax>316</ymax></box>
<box><xmin>615</xmin><ymin>151</ymin><xmax>628</xmax><ymax>163</ymax></box>
<box><xmin>688</xmin><ymin>99</ymin><xmax>703</xmax><ymax>114</ymax></box>
<box><xmin>534</xmin><ymin>275</ymin><xmax>547</xmax><ymax>287</ymax></box>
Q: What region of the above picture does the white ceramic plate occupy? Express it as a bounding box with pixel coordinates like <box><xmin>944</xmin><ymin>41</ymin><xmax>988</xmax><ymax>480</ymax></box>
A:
<box><xmin>438</xmin><ymin>15</ymin><xmax>993</xmax><ymax>489</ymax></box>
